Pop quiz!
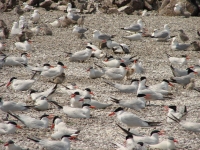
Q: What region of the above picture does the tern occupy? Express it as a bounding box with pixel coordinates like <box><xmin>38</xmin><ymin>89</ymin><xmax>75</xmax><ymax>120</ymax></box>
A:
<box><xmin>109</xmin><ymin>107</ymin><xmax>161</xmax><ymax>128</ymax></box>
<box><xmin>102</xmin><ymin>56</ymin><xmax>123</xmax><ymax>68</ymax></box>
<box><xmin>170</xmin><ymin>65</ymin><xmax>189</xmax><ymax>77</ymax></box>
<box><xmin>83</xmin><ymin>97</ymin><xmax>112</xmax><ymax>109</ymax></box>
<box><xmin>0</xmin><ymin>121</ymin><xmax>22</xmax><ymax>134</ymax></box>
<box><xmin>4</xmin><ymin>140</ymin><xmax>28</xmax><ymax>150</ymax></box>
<box><xmin>30</xmin><ymin>10</ymin><xmax>40</xmax><ymax>23</ymax></box>
<box><xmin>15</xmin><ymin>40</ymin><xmax>32</xmax><ymax>51</ymax></box>
<box><xmin>70</xmin><ymin>92</ymin><xmax>84</xmax><ymax>108</ymax></box>
<box><xmin>104</xmin><ymin>79</ymin><xmax>139</xmax><ymax>93</ymax></box>
<box><xmin>131</xmin><ymin>59</ymin><xmax>145</xmax><ymax>74</ymax></box>
<box><xmin>166</xmin><ymin>53</ymin><xmax>189</xmax><ymax>66</ymax></box>
<box><xmin>87</xmin><ymin>66</ymin><xmax>105</xmax><ymax>79</ymax></box>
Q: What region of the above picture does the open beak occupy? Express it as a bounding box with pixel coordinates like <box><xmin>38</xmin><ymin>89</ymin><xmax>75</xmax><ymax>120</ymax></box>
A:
<box><xmin>90</xmin><ymin>92</ymin><xmax>94</xmax><ymax>95</ymax></box>
<box><xmin>173</xmin><ymin>139</ymin><xmax>178</xmax><ymax>143</ymax></box>
<box><xmin>51</xmin><ymin>124</ymin><xmax>55</xmax><ymax>129</ymax></box>
<box><xmin>48</xmin><ymin>114</ymin><xmax>54</xmax><ymax>119</ymax></box>
<box><xmin>63</xmin><ymin>66</ymin><xmax>67</xmax><ymax>68</ymax></box>
<box><xmin>6</xmin><ymin>82</ymin><xmax>11</xmax><ymax>88</ymax></box>
<box><xmin>109</xmin><ymin>112</ymin><xmax>115</xmax><ymax>116</ymax></box>
<box><xmin>90</xmin><ymin>106</ymin><xmax>96</xmax><ymax>109</ymax></box>
<box><xmin>164</xmin><ymin>106</ymin><xmax>169</xmax><ymax>111</ymax></box>
<box><xmin>4</xmin><ymin>143</ymin><xmax>9</xmax><ymax>146</ymax></box>
<box><xmin>79</xmin><ymin>98</ymin><xmax>84</xmax><ymax>101</ymax></box>
<box><xmin>16</xmin><ymin>125</ymin><xmax>22</xmax><ymax>129</ymax></box>
<box><xmin>169</xmin><ymin>82</ymin><xmax>174</xmax><ymax>87</ymax></box>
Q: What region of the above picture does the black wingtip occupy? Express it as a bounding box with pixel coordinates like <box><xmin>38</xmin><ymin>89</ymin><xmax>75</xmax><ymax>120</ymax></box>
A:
<box><xmin>116</xmin><ymin>124</ymin><xmax>134</xmax><ymax>135</ymax></box>
<box><xmin>110</xmin><ymin>97</ymin><xmax>120</xmax><ymax>103</ymax></box>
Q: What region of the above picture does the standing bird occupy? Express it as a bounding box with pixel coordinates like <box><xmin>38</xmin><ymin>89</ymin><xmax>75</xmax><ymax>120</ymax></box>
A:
<box><xmin>77</xmin><ymin>16</ymin><xmax>85</xmax><ymax>27</ymax></box>
<box><xmin>30</xmin><ymin>10</ymin><xmax>40</xmax><ymax>23</ymax></box>
<box><xmin>72</xmin><ymin>25</ymin><xmax>88</xmax><ymax>38</ymax></box>
<box><xmin>178</xmin><ymin>29</ymin><xmax>189</xmax><ymax>42</ymax></box>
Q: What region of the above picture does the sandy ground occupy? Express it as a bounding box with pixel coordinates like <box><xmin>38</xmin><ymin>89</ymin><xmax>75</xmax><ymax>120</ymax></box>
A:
<box><xmin>0</xmin><ymin>7</ymin><xmax>200</xmax><ymax>150</ymax></box>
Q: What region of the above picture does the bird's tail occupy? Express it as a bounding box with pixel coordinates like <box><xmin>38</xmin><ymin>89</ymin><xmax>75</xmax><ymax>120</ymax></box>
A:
<box><xmin>27</xmin><ymin>137</ymin><xmax>40</xmax><ymax>143</ymax></box>
<box><xmin>169</xmin><ymin>77</ymin><xmax>177</xmax><ymax>83</ymax></box>
<box><xmin>110</xmin><ymin>97</ymin><xmax>120</xmax><ymax>104</ymax></box>
<box><xmin>65</xmin><ymin>52</ymin><xmax>72</xmax><ymax>57</ymax></box>
<box><xmin>49</xmin><ymin>100</ymin><xmax>63</xmax><ymax>109</ymax></box>
<box><xmin>165</xmin><ymin>52</ymin><xmax>171</xmax><ymax>58</ymax></box>
<box><xmin>104</xmin><ymin>81</ymin><xmax>114</xmax><ymax>87</ymax></box>
<box><xmin>94</xmin><ymin>63</ymin><xmax>103</xmax><ymax>69</ymax></box>
<box><xmin>146</xmin><ymin>121</ymin><xmax>162</xmax><ymax>126</ymax></box>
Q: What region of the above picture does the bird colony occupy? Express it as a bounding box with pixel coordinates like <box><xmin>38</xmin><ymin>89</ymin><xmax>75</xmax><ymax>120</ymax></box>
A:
<box><xmin>0</xmin><ymin>3</ymin><xmax>200</xmax><ymax>150</ymax></box>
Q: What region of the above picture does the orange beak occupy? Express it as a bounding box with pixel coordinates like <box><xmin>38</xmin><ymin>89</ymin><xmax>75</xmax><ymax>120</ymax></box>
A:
<box><xmin>26</xmin><ymin>54</ymin><xmax>31</xmax><ymax>57</ymax></box>
<box><xmin>92</xmin><ymin>48</ymin><xmax>96</xmax><ymax>51</ymax></box>
<box><xmin>87</xmin><ymin>68</ymin><xmax>90</xmax><ymax>72</ymax></box>
<box><xmin>48</xmin><ymin>114</ymin><xmax>54</xmax><ymax>119</ymax></box>
<box><xmin>6</xmin><ymin>82</ymin><xmax>11</xmax><ymax>88</ymax></box>
<box><xmin>134</xmin><ymin>60</ymin><xmax>137</xmax><ymax>63</ymax></box>
<box><xmin>145</xmin><ymin>94</ymin><xmax>151</xmax><ymax>99</ymax></box>
<box><xmin>16</xmin><ymin>125</ymin><xmax>22</xmax><ymax>129</ymax></box>
<box><xmin>63</xmin><ymin>66</ymin><xmax>67</xmax><ymax>69</ymax></box>
<box><xmin>90</xmin><ymin>106</ymin><xmax>96</xmax><ymax>109</ymax></box>
<box><xmin>4</xmin><ymin>143</ymin><xmax>9</xmax><ymax>146</ymax></box>
<box><xmin>71</xmin><ymin>94</ymin><xmax>75</xmax><ymax>98</ymax></box>
<box><xmin>189</xmin><ymin>66</ymin><xmax>194</xmax><ymax>68</ymax></box>
<box><xmin>186</xmin><ymin>56</ymin><xmax>189</xmax><ymax>60</ymax></box>
<box><xmin>158</xmin><ymin>130</ymin><xmax>165</xmax><ymax>135</ymax></box>
<box><xmin>120</xmin><ymin>60</ymin><xmax>124</xmax><ymax>62</ymax></box>
<box><xmin>194</xmin><ymin>71</ymin><xmax>198</xmax><ymax>74</ymax></box>
<box><xmin>69</xmin><ymin>136</ymin><xmax>77</xmax><ymax>140</ymax></box>
<box><xmin>51</xmin><ymin>124</ymin><xmax>55</xmax><ymax>129</ymax></box>
<box><xmin>109</xmin><ymin>112</ymin><xmax>115</xmax><ymax>116</ymax></box>
<box><xmin>164</xmin><ymin>106</ymin><xmax>169</xmax><ymax>111</ymax></box>
<box><xmin>79</xmin><ymin>98</ymin><xmax>84</xmax><ymax>101</ymax></box>
<box><xmin>104</xmin><ymin>59</ymin><xmax>108</xmax><ymax>62</ymax></box>
<box><xmin>169</xmin><ymin>82</ymin><xmax>174</xmax><ymax>87</ymax></box>
<box><xmin>173</xmin><ymin>139</ymin><xmax>178</xmax><ymax>143</ymax></box>
<box><xmin>74</xmin><ymin>86</ymin><xmax>78</xmax><ymax>89</ymax></box>
<box><xmin>90</xmin><ymin>92</ymin><xmax>94</xmax><ymax>95</ymax></box>
<box><xmin>28</xmin><ymin>40</ymin><xmax>32</xmax><ymax>43</ymax></box>
<box><xmin>50</xmin><ymin>66</ymin><xmax>54</xmax><ymax>68</ymax></box>
<box><xmin>125</xmin><ymin>67</ymin><xmax>129</xmax><ymax>70</ymax></box>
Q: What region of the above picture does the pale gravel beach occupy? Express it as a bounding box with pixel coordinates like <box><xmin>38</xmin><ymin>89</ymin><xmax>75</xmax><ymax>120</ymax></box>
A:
<box><xmin>0</xmin><ymin>7</ymin><xmax>200</xmax><ymax>150</ymax></box>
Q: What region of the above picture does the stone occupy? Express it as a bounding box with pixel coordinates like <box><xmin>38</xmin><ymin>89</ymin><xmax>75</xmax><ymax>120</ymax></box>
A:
<box><xmin>118</xmin><ymin>5</ymin><xmax>133</xmax><ymax>15</ymax></box>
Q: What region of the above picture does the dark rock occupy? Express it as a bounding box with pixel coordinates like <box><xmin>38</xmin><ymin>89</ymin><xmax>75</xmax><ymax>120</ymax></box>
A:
<box><xmin>40</xmin><ymin>0</ymin><xmax>53</xmax><ymax>10</ymax></box>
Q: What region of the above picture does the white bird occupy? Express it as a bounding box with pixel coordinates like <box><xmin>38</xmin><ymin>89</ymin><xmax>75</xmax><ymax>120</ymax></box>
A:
<box><xmin>169</xmin><ymin>114</ymin><xmax>200</xmax><ymax>132</ymax></box>
<box><xmin>18</xmin><ymin>16</ymin><xmax>27</xmax><ymax>29</ymax></box>
<box><xmin>102</xmin><ymin>56</ymin><xmax>123</xmax><ymax>68</ymax></box>
<box><xmin>166</xmin><ymin>53</ymin><xmax>189</xmax><ymax>66</ymax></box>
<box><xmin>165</xmin><ymin>105</ymin><xmax>187</xmax><ymax>123</ymax></box>
<box><xmin>96</xmin><ymin>63</ymin><xmax>128</xmax><ymax>80</ymax></box>
<box><xmin>104</xmin><ymin>79</ymin><xmax>139</xmax><ymax>93</ymax></box>
<box><xmin>27</xmin><ymin>134</ymin><xmax>77</xmax><ymax>150</ymax></box>
<box><xmin>151</xmin><ymin>24</ymin><xmax>170</xmax><ymax>41</ymax></box>
<box><xmin>110</xmin><ymin>94</ymin><xmax>147</xmax><ymax>111</ymax></box>
<box><xmin>3</xmin><ymin>52</ymin><xmax>30</xmax><ymax>66</ymax></box>
<box><xmin>122</xmin><ymin>32</ymin><xmax>142</xmax><ymax>41</ymax></box>
<box><xmin>24</xmin><ymin>63</ymin><xmax>53</xmax><ymax>72</ymax></box>
<box><xmin>6</xmin><ymin>77</ymin><xmax>35</xmax><ymax>91</ymax></box>
<box><xmin>137</xmin><ymin>76</ymin><xmax>148</xmax><ymax>92</ymax></box>
<box><xmin>0</xmin><ymin>121</ymin><xmax>22</xmax><ymax>134</ymax></box>
<box><xmin>23</xmin><ymin>2</ymin><xmax>34</xmax><ymax>11</ymax></box>
<box><xmin>170</xmin><ymin>65</ymin><xmax>189</xmax><ymax>77</ymax></box>
<box><xmin>171</xmin><ymin>37</ymin><xmax>190</xmax><ymax>51</ymax></box>
<box><xmin>93</xmin><ymin>30</ymin><xmax>114</xmax><ymax>44</ymax></box>
<box><xmin>131</xmin><ymin>59</ymin><xmax>145</xmax><ymax>74</ymax></box>
<box><xmin>142</xmin><ymin>9</ymin><xmax>147</xmax><ymax>16</ymax></box>
<box><xmin>190</xmin><ymin>65</ymin><xmax>200</xmax><ymax>76</ymax></box>
<box><xmin>149</xmin><ymin>137</ymin><xmax>178</xmax><ymax>150</ymax></box>
<box><xmin>15</xmin><ymin>40</ymin><xmax>32</xmax><ymax>51</ymax></box>
<box><xmin>10</xmin><ymin>22</ymin><xmax>22</xmax><ymax>36</ymax></box>
<box><xmin>4</xmin><ymin>140</ymin><xmax>27</xmax><ymax>150</ymax></box>
<box><xmin>87</xmin><ymin>66</ymin><xmax>105</xmax><ymax>79</ymax></box>
<box><xmin>87</xmin><ymin>43</ymin><xmax>104</xmax><ymax>58</ymax></box>
<box><xmin>106</xmin><ymin>39</ymin><xmax>120</xmax><ymax>49</ymax></box>
<box><xmin>49</xmin><ymin>19</ymin><xmax>61</xmax><ymax>27</ymax></box>
<box><xmin>112</xmin><ymin>44</ymin><xmax>130</xmax><ymax>54</ymax></box>
<box><xmin>30</xmin><ymin>10</ymin><xmax>40</xmax><ymax>23</ymax></box>
<box><xmin>67</xmin><ymin>10</ymin><xmax>80</xmax><ymax>21</ymax></box>
<box><xmin>83</xmin><ymin>97</ymin><xmax>112</xmax><ymax>109</ymax></box>
<box><xmin>34</xmin><ymin>96</ymin><xmax>54</xmax><ymax>111</ymax></box>
<box><xmin>30</xmin><ymin>84</ymin><xmax>57</xmax><ymax>101</ymax></box>
<box><xmin>67</xmin><ymin>3</ymin><xmax>80</xmax><ymax>13</ymax></box>
<box><xmin>52</xmin><ymin>102</ymin><xmax>95</xmax><ymax>119</ymax></box>
<box><xmin>40</xmin><ymin>62</ymin><xmax>67</xmax><ymax>78</ymax></box>
<box><xmin>70</xmin><ymin>92</ymin><xmax>84</xmax><ymax>108</ymax></box>
<box><xmin>30</xmin><ymin>26</ymin><xmax>40</xmax><ymax>35</ymax></box>
<box><xmin>121</xmin><ymin>19</ymin><xmax>143</xmax><ymax>33</ymax></box>
<box><xmin>170</xmin><ymin>68</ymin><xmax>197</xmax><ymax>87</ymax></box>
<box><xmin>109</xmin><ymin>107</ymin><xmax>161</xmax><ymax>128</ymax></box>
<box><xmin>72</xmin><ymin>25</ymin><xmax>88</xmax><ymax>37</ymax></box>
<box><xmin>0</xmin><ymin>97</ymin><xmax>33</xmax><ymax>120</ymax></box>
<box><xmin>174</xmin><ymin>3</ymin><xmax>182</xmax><ymax>14</ymax></box>
<box><xmin>8</xmin><ymin>112</ymin><xmax>53</xmax><ymax>129</ymax></box>
<box><xmin>66</xmin><ymin>46</ymin><xmax>94</xmax><ymax>62</ymax></box>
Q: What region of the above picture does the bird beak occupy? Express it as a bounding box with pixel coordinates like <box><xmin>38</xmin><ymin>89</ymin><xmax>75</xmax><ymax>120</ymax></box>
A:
<box><xmin>69</xmin><ymin>136</ymin><xmax>77</xmax><ymax>140</ymax></box>
<box><xmin>189</xmin><ymin>66</ymin><xmax>194</xmax><ymax>68</ymax></box>
<box><xmin>63</xmin><ymin>66</ymin><xmax>67</xmax><ymax>69</ymax></box>
<box><xmin>74</xmin><ymin>86</ymin><xmax>78</xmax><ymax>89</ymax></box>
<box><xmin>6</xmin><ymin>82</ymin><xmax>11</xmax><ymax>88</ymax></box>
<box><xmin>194</xmin><ymin>71</ymin><xmax>198</xmax><ymax>75</ymax></box>
<box><xmin>158</xmin><ymin>130</ymin><xmax>165</xmax><ymax>135</ymax></box>
<box><xmin>92</xmin><ymin>48</ymin><xmax>96</xmax><ymax>51</ymax></box>
<box><xmin>71</xmin><ymin>94</ymin><xmax>75</xmax><ymax>98</ymax></box>
<box><xmin>125</xmin><ymin>67</ymin><xmax>129</xmax><ymax>70</ymax></box>
<box><xmin>90</xmin><ymin>106</ymin><xmax>96</xmax><ymax>109</ymax></box>
<box><xmin>3</xmin><ymin>43</ymin><xmax>6</xmax><ymax>46</ymax></box>
<box><xmin>16</xmin><ymin>125</ymin><xmax>22</xmax><ymax>129</ymax></box>
<box><xmin>186</xmin><ymin>56</ymin><xmax>189</xmax><ymax>60</ymax></box>
<box><xmin>50</xmin><ymin>66</ymin><xmax>54</xmax><ymax>68</ymax></box>
<box><xmin>51</xmin><ymin>124</ymin><xmax>55</xmax><ymax>129</ymax></box>
<box><xmin>4</xmin><ymin>143</ymin><xmax>9</xmax><ymax>146</ymax></box>
<box><xmin>48</xmin><ymin>114</ymin><xmax>54</xmax><ymax>119</ymax></box>
<box><xmin>173</xmin><ymin>139</ymin><xmax>178</xmax><ymax>143</ymax></box>
<box><xmin>169</xmin><ymin>82</ymin><xmax>174</xmax><ymax>87</ymax></box>
<box><xmin>87</xmin><ymin>68</ymin><xmax>90</xmax><ymax>72</ymax></box>
<box><xmin>164</xmin><ymin>106</ymin><xmax>169</xmax><ymax>111</ymax></box>
<box><xmin>26</xmin><ymin>54</ymin><xmax>31</xmax><ymax>57</ymax></box>
<box><xmin>28</xmin><ymin>40</ymin><xmax>33</xmax><ymax>43</ymax></box>
<box><xmin>134</xmin><ymin>60</ymin><xmax>137</xmax><ymax>63</ymax></box>
<box><xmin>145</xmin><ymin>94</ymin><xmax>151</xmax><ymax>99</ymax></box>
<box><xmin>79</xmin><ymin>98</ymin><xmax>84</xmax><ymax>101</ymax></box>
<box><xmin>109</xmin><ymin>112</ymin><xmax>115</xmax><ymax>116</ymax></box>
<box><xmin>120</xmin><ymin>60</ymin><xmax>124</xmax><ymax>62</ymax></box>
<box><xmin>90</xmin><ymin>92</ymin><xmax>94</xmax><ymax>95</ymax></box>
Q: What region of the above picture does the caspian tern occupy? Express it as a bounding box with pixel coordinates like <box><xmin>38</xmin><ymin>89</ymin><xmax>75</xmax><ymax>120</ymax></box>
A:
<box><xmin>109</xmin><ymin>107</ymin><xmax>161</xmax><ymax>128</ymax></box>
<box><xmin>24</xmin><ymin>63</ymin><xmax>53</xmax><ymax>72</ymax></box>
<box><xmin>149</xmin><ymin>137</ymin><xmax>178</xmax><ymax>150</ymax></box>
<box><xmin>104</xmin><ymin>79</ymin><xmax>139</xmax><ymax>93</ymax></box>
<box><xmin>8</xmin><ymin>112</ymin><xmax>54</xmax><ymax>128</ymax></box>
<box><xmin>164</xmin><ymin>105</ymin><xmax>187</xmax><ymax>123</ymax></box>
<box><xmin>40</xmin><ymin>62</ymin><xmax>67</xmax><ymax>78</ymax></box>
<box><xmin>0</xmin><ymin>97</ymin><xmax>33</xmax><ymax>120</ymax></box>
<box><xmin>122</xmin><ymin>32</ymin><xmax>143</xmax><ymax>41</ymax></box>
<box><xmin>121</xmin><ymin>19</ymin><xmax>143</xmax><ymax>33</ymax></box>
<box><xmin>70</xmin><ymin>92</ymin><xmax>84</xmax><ymax>108</ymax></box>
<box><xmin>4</xmin><ymin>140</ymin><xmax>28</xmax><ymax>150</ymax></box>
<box><xmin>102</xmin><ymin>56</ymin><xmax>123</xmax><ymax>68</ymax></box>
<box><xmin>66</xmin><ymin>46</ymin><xmax>94</xmax><ymax>62</ymax></box>
<box><xmin>15</xmin><ymin>40</ymin><xmax>32</xmax><ymax>51</ymax></box>
<box><xmin>166</xmin><ymin>53</ymin><xmax>189</xmax><ymax>66</ymax></box>
<box><xmin>131</xmin><ymin>59</ymin><xmax>145</xmax><ymax>74</ymax></box>
<box><xmin>83</xmin><ymin>97</ymin><xmax>112</xmax><ymax>109</ymax></box>
<box><xmin>51</xmin><ymin>116</ymin><xmax>80</xmax><ymax>140</ymax></box>
<box><xmin>112</xmin><ymin>44</ymin><xmax>130</xmax><ymax>54</ymax></box>
<box><xmin>190</xmin><ymin>65</ymin><xmax>200</xmax><ymax>76</ymax></box>
<box><xmin>6</xmin><ymin>77</ymin><xmax>35</xmax><ymax>91</ymax></box>
<box><xmin>34</xmin><ymin>96</ymin><xmax>56</xmax><ymax>111</ymax></box>
<box><xmin>87</xmin><ymin>66</ymin><xmax>105</xmax><ymax>79</ymax></box>
<box><xmin>106</xmin><ymin>39</ymin><xmax>120</xmax><ymax>49</ymax></box>
<box><xmin>51</xmin><ymin>102</ymin><xmax>95</xmax><ymax>119</ymax></box>
<box><xmin>27</xmin><ymin>134</ymin><xmax>77</xmax><ymax>150</ymax></box>
<box><xmin>170</xmin><ymin>65</ymin><xmax>189</xmax><ymax>77</ymax></box>
<box><xmin>170</xmin><ymin>68</ymin><xmax>197</xmax><ymax>88</ymax></box>
<box><xmin>0</xmin><ymin>121</ymin><xmax>21</xmax><ymax>134</ymax></box>
<box><xmin>30</xmin><ymin>84</ymin><xmax>57</xmax><ymax>101</ymax></box>
<box><xmin>110</xmin><ymin>94</ymin><xmax>148</xmax><ymax>111</ymax></box>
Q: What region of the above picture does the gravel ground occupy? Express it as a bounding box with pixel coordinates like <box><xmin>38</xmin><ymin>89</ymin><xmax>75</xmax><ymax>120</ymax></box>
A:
<box><xmin>1</xmin><ymin>8</ymin><xmax>200</xmax><ymax>150</ymax></box>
